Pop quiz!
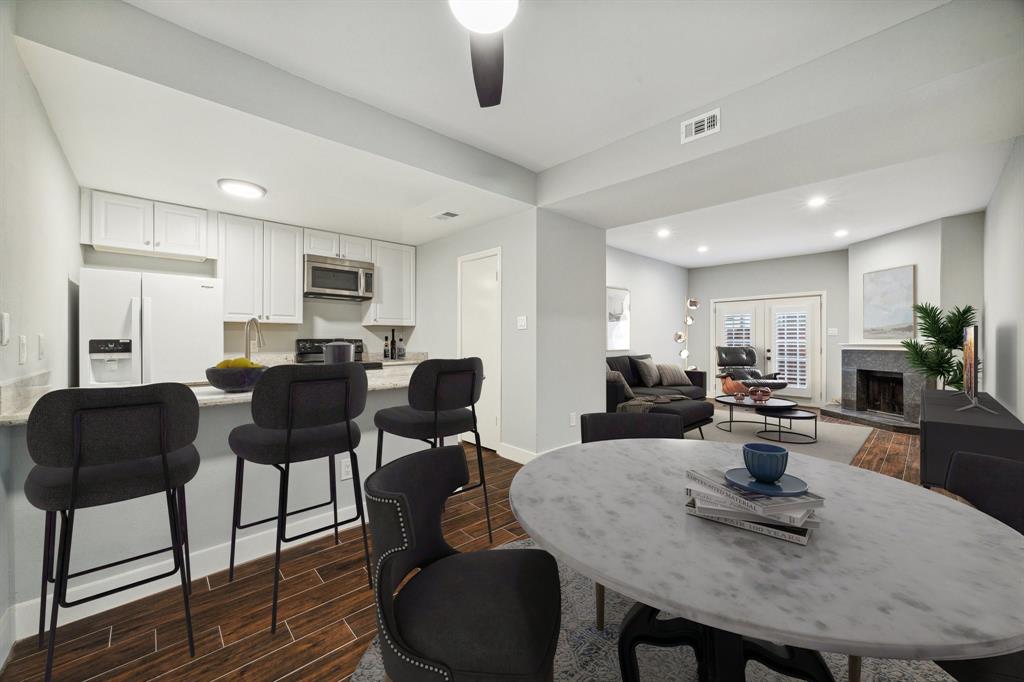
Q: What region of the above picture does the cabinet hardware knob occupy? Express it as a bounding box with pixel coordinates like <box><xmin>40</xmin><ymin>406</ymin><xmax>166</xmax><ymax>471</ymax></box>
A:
<box><xmin>144</xmin><ymin>240</ymin><xmax>151</xmax><ymax>245</ymax></box>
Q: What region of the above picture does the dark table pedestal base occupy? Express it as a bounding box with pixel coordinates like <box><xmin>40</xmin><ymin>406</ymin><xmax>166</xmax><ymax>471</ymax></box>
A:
<box><xmin>618</xmin><ymin>603</ymin><xmax>835</xmax><ymax>682</ymax></box>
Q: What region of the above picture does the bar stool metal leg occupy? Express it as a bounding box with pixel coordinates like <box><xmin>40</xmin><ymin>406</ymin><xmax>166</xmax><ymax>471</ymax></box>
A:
<box><xmin>45</xmin><ymin>510</ymin><xmax>73</xmax><ymax>682</ymax></box>
<box><xmin>349</xmin><ymin>450</ymin><xmax>373</xmax><ymax>588</ymax></box>
<box><xmin>474</xmin><ymin>430</ymin><xmax>493</xmax><ymax>543</ymax></box>
<box><xmin>228</xmin><ymin>457</ymin><xmax>244</xmax><ymax>581</ymax></box>
<box><xmin>328</xmin><ymin>454</ymin><xmax>340</xmax><ymax>545</ymax></box>
<box><xmin>176</xmin><ymin>487</ymin><xmax>192</xmax><ymax>592</ymax></box>
<box><xmin>164</xmin><ymin>487</ymin><xmax>195</xmax><ymax>656</ymax></box>
<box><xmin>37</xmin><ymin>510</ymin><xmax>56</xmax><ymax>649</ymax></box>
<box><xmin>375</xmin><ymin>429</ymin><xmax>384</xmax><ymax>470</ymax></box>
<box><xmin>271</xmin><ymin>463</ymin><xmax>290</xmax><ymax>633</ymax></box>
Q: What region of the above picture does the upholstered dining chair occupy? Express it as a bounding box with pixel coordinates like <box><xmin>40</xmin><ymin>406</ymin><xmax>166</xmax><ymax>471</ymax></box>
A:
<box><xmin>26</xmin><ymin>384</ymin><xmax>200</xmax><ymax>681</ymax></box>
<box><xmin>580</xmin><ymin>411</ymin><xmax>683</xmax><ymax>630</ymax></box>
<box><xmin>934</xmin><ymin>451</ymin><xmax>1024</xmax><ymax>682</ymax></box>
<box><xmin>226</xmin><ymin>362</ymin><xmax>372</xmax><ymax>633</ymax></box>
<box><xmin>365</xmin><ymin>445</ymin><xmax>561</xmax><ymax>681</ymax></box>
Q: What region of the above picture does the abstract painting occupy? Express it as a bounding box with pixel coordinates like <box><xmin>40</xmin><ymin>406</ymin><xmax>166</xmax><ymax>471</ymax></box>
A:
<box><xmin>606</xmin><ymin>287</ymin><xmax>630</xmax><ymax>351</ymax></box>
<box><xmin>863</xmin><ymin>265</ymin><xmax>915</xmax><ymax>339</ymax></box>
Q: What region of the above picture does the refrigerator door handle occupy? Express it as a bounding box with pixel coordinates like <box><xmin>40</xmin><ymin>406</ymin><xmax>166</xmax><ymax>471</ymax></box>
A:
<box><xmin>141</xmin><ymin>296</ymin><xmax>153</xmax><ymax>384</ymax></box>
<box><xmin>130</xmin><ymin>296</ymin><xmax>143</xmax><ymax>384</ymax></box>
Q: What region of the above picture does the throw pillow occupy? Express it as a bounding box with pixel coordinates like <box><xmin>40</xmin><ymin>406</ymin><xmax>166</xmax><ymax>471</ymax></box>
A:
<box><xmin>657</xmin><ymin>363</ymin><xmax>693</xmax><ymax>386</ymax></box>
<box><xmin>606</xmin><ymin>369</ymin><xmax>636</xmax><ymax>399</ymax></box>
<box><xmin>634</xmin><ymin>357</ymin><xmax>661</xmax><ymax>387</ymax></box>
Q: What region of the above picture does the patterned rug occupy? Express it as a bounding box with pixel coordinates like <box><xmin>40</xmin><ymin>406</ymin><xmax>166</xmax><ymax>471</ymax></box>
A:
<box><xmin>352</xmin><ymin>540</ymin><xmax>951</xmax><ymax>681</ymax></box>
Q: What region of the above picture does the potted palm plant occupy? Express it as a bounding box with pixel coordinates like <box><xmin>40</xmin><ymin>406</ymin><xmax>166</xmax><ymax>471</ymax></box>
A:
<box><xmin>901</xmin><ymin>303</ymin><xmax>977</xmax><ymax>390</ymax></box>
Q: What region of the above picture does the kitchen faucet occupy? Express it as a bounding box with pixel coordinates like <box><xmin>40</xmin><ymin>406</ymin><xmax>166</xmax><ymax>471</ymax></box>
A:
<box><xmin>243</xmin><ymin>317</ymin><xmax>265</xmax><ymax>361</ymax></box>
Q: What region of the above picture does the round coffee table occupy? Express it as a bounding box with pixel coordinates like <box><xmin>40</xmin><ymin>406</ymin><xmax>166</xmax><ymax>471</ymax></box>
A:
<box><xmin>713</xmin><ymin>394</ymin><xmax>796</xmax><ymax>432</ymax></box>
<box><xmin>756</xmin><ymin>407</ymin><xmax>818</xmax><ymax>444</ymax></box>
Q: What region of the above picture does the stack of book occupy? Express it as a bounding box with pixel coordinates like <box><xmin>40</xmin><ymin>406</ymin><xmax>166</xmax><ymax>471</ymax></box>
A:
<box><xmin>684</xmin><ymin>468</ymin><xmax>824</xmax><ymax>545</ymax></box>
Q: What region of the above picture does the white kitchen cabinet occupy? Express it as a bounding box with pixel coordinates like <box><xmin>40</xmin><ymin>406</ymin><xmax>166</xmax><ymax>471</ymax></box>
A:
<box><xmin>262</xmin><ymin>222</ymin><xmax>304</xmax><ymax>324</ymax></box>
<box><xmin>364</xmin><ymin>240</ymin><xmax>415</xmax><ymax>326</ymax></box>
<box><xmin>154</xmin><ymin>202</ymin><xmax>207</xmax><ymax>258</ymax></box>
<box><xmin>90</xmin><ymin>191</ymin><xmax>154</xmax><ymax>252</ymax></box>
<box><xmin>218</xmin><ymin>214</ymin><xmax>264</xmax><ymax>322</ymax></box>
<box><xmin>341</xmin><ymin>235</ymin><xmax>372</xmax><ymax>262</ymax></box>
<box><xmin>304</xmin><ymin>228</ymin><xmax>340</xmax><ymax>257</ymax></box>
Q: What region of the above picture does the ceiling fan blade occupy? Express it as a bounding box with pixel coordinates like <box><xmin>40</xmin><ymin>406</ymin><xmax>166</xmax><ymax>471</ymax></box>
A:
<box><xmin>469</xmin><ymin>32</ymin><xmax>503</xmax><ymax>108</ymax></box>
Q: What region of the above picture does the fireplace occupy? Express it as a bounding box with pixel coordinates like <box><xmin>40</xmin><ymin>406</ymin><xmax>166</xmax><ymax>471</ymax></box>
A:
<box><xmin>857</xmin><ymin>370</ymin><xmax>904</xmax><ymax>416</ymax></box>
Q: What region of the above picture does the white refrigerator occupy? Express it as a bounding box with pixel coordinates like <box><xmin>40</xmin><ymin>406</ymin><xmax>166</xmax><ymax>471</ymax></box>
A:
<box><xmin>79</xmin><ymin>268</ymin><xmax>224</xmax><ymax>387</ymax></box>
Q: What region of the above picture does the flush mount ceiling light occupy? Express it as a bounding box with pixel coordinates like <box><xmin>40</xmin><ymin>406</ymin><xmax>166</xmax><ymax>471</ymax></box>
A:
<box><xmin>807</xmin><ymin>195</ymin><xmax>828</xmax><ymax>208</ymax></box>
<box><xmin>834</xmin><ymin>229</ymin><xmax>849</xmax><ymax>238</ymax></box>
<box><xmin>697</xmin><ymin>245</ymin><xmax>709</xmax><ymax>253</ymax></box>
<box><xmin>217</xmin><ymin>178</ymin><xmax>266</xmax><ymax>199</ymax></box>
<box><xmin>449</xmin><ymin>0</ymin><xmax>518</xmax><ymax>33</ymax></box>
<box><xmin>657</xmin><ymin>227</ymin><xmax>671</xmax><ymax>238</ymax></box>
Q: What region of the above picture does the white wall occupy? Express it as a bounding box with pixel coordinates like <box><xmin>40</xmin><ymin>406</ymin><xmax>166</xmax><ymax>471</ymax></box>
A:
<box><xmin>940</xmin><ymin>212</ymin><xmax>985</xmax><ymax>314</ymax></box>
<box><xmin>411</xmin><ymin>209</ymin><xmax>538</xmax><ymax>455</ymax></box>
<box><xmin>605</xmin><ymin>246</ymin><xmax>688</xmax><ymax>363</ymax></box>
<box><xmin>983</xmin><ymin>137</ymin><xmax>1024</xmax><ymax>417</ymax></box>
<box><xmin>687</xmin><ymin>250</ymin><xmax>849</xmax><ymax>403</ymax></box>
<box><xmin>0</xmin><ymin>0</ymin><xmax>82</xmax><ymax>658</ymax></box>
<box><xmin>536</xmin><ymin>209</ymin><xmax>606</xmax><ymax>453</ymax></box>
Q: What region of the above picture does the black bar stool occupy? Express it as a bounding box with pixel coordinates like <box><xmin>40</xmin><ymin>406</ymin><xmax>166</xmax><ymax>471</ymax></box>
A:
<box><xmin>373</xmin><ymin>357</ymin><xmax>492</xmax><ymax>542</ymax></box>
<box><xmin>25</xmin><ymin>384</ymin><xmax>199</xmax><ymax>681</ymax></box>
<box><xmin>226</xmin><ymin>362</ymin><xmax>372</xmax><ymax>633</ymax></box>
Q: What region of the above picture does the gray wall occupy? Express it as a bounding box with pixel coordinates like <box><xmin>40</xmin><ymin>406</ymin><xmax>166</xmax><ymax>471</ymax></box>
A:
<box><xmin>939</xmin><ymin>212</ymin><xmax>985</xmax><ymax>315</ymax></box>
<box><xmin>605</xmin><ymin>247</ymin><xmax>689</xmax><ymax>364</ymax></box>
<box><xmin>983</xmin><ymin>137</ymin><xmax>1024</xmax><ymax>417</ymax></box>
<box><xmin>536</xmin><ymin>210</ymin><xmax>606</xmax><ymax>452</ymax></box>
<box><xmin>687</xmin><ymin>250</ymin><xmax>849</xmax><ymax>403</ymax></box>
<box><xmin>410</xmin><ymin>208</ymin><xmax>538</xmax><ymax>453</ymax></box>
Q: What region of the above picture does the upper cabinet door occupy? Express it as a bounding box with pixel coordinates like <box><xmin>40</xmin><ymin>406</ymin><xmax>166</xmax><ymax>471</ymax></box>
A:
<box><xmin>340</xmin><ymin>235</ymin><xmax>372</xmax><ymax>262</ymax></box>
<box><xmin>371</xmin><ymin>241</ymin><xmax>416</xmax><ymax>326</ymax></box>
<box><xmin>263</xmin><ymin>222</ymin><xmax>304</xmax><ymax>324</ymax></box>
<box><xmin>91</xmin><ymin>191</ymin><xmax>154</xmax><ymax>252</ymax></box>
<box><xmin>218</xmin><ymin>214</ymin><xmax>264</xmax><ymax>322</ymax></box>
<box><xmin>154</xmin><ymin>202</ymin><xmax>207</xmax><ymax>258</ymax></box>
<box><xmin>304</xmin><ymin>228</ymin><xmax>340</xmax><ymax>257</ymax></box>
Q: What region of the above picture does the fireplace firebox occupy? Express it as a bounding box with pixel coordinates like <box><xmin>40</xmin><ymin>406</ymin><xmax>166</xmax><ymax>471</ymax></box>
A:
<box><xmin>857</xmin><ymin>370</ymin><xmax>904</xmax><ymax>416</ymax></box>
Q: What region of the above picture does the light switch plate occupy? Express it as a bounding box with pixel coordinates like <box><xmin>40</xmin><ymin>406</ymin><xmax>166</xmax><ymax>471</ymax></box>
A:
<box><xmin>18</xmin><ymin>335</ymin><xmax>27</xmax><ymax>364</ymax></box>
<box><xmin>516</xmin><ymin>315</ymin><xmax>528</xmax><ymax>330</ymax></box>
<box><xmin>38</xmin><ymin>333</ymin><xmax>45</xmax><ymax>360</ymax></box>
<box><xmin>827</xmin><ymin>328</ymin><xmax>839</xmax><ymax>336</ymax></box>
<box><xmin>0</xmin><ymin>312</ymin><xmax>9</xmax><ymax>346</ymax></box>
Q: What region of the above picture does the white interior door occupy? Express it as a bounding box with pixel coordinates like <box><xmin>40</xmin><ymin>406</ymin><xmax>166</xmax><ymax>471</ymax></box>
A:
<box><xmin>458</xmin><ymin>249</ymin><xmax>501</xmax><ymax>450</ymax></box>
<box><xmin>713</xmin><ymin>295</ymin><xmax>823</xmax><ymax>403</ymax></box>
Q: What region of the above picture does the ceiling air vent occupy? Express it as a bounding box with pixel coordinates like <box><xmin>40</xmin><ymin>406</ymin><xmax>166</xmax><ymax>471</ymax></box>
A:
<box><xmin>680</xmin><ymin>108</ymin><xmax>720</xmax><ymax>144</ymax></box>
<box><xmin>432</xmin><ymin>211</ymin><xmax>460</xmax><ymax>220</ymax></box>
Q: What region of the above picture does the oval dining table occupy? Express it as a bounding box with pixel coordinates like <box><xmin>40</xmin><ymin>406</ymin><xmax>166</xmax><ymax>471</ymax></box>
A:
<box><xmin>509</xmin><ymin>438</ymin><xmax>1024</xmax><ymax>681</ymax></box>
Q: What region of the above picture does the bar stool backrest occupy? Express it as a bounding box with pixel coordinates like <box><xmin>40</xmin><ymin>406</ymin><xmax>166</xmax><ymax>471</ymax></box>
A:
<box><xmin>251</xmin><ymin>363</ymin><xmax>368</xmax><ymax>430</ymax></box>
<box><xmin>27</xmin><ymin>384</ymin><xmax>198</xmax><ymax>468</ymax></box>
<box><xmin>407</xmin><ymin>358</ymin><xmax>483</xmax><ymax>412</ymax></box>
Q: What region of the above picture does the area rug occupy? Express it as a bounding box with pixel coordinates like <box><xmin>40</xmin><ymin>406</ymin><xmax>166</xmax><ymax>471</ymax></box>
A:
<box><xmin>700</xmin><ymin>408</ymin><xmax>872</xmax><ymax>465</ymax></box>
<box><xmin>351</xmin><ymin>539</ymin><xmax>951</xmax><ymax>681</ymax></box>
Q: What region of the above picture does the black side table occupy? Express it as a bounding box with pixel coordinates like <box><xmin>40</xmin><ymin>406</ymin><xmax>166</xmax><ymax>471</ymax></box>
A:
<box><xmin>714</xmin><ymin>395</ymin><xmax>797</xmax><ymax>432</ymax></box>
<box><xmin>756</xmin><ymin>408</ymin><xmax>818</xmax><ymax>444</ymax></box>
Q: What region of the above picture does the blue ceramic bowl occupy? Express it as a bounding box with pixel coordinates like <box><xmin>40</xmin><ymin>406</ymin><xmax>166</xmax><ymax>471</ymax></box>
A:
<box><xmin>743</xmin><ymin>443</ymin><xmax>789</xmax><ymax>483</ymax></box>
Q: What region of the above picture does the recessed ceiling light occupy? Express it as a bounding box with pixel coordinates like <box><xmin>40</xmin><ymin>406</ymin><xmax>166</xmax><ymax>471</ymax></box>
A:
<box><xmin>218</xmin><ymin>178</ymin><xmax>266</xmax><ymax>199</ymax></box>
<box><xmin>697</xmin><ymin>245</ymin><xmax>709</xmax><ymax>253</ymax></box>
<box><xmin>657</xmin><ymin>228</ymin><xmax>671</xmax><ymax>238</ymax></box>
<box><xmin>807</xmin><ymin>195</ymin><xmax>827</xmax><ymax>208</ymax></box>
<box><xmin>449</xmin><ymin>0</ymin><xmax>518</xmax><ymax>34</ymax></box>
<box><xmin>834</xmin><ymin>229</ymin><xmax>849</xmax><ymax>238</ymax></box>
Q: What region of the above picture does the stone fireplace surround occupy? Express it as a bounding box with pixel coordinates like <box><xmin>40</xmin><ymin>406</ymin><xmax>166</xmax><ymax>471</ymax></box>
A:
<box><xmin>821</xmin><ymin>344</ymin><xmax>927</xmax><ymax>432</ymax></box>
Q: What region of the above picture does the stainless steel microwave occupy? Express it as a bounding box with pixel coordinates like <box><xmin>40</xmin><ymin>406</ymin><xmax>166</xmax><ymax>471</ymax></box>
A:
<box><xmin>303</xmin><ymin>255</ymin><xmax>374</xmax><ymax>301</ymax></box>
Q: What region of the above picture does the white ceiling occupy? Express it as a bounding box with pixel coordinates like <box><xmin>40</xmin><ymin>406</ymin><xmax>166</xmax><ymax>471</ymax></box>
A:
<box><xmin>125</xmin><ymin>0</ymin><xmax>946</xmax><ymax>172</ymax></box>
<box><xmin>606</xmin><ymin>140</ymin><xmax>1014</xmax><ymax>268</ymax></box>
<box><xmin>17</xmin><ymin>39</ymin><xmax>529</xmax><ymax>245</ymax></box>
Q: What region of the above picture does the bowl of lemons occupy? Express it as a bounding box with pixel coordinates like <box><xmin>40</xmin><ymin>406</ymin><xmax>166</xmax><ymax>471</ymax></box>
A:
<box><xmin>206</xmin><ymin>357</ymin><xmax>268</xmax><ymax>392</ymax></box>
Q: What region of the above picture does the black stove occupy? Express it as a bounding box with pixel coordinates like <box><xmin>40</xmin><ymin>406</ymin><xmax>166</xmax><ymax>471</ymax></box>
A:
<box><xmin>295</xmin><ymin>338</ymin><xmax>383</xmax><ymax>370</ymax></box>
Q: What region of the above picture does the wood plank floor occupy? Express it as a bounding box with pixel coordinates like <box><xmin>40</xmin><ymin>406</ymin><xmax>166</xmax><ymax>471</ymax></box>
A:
<box><xmin>2</xmin><ymin>422</ymin><xmax>931</xmax><ymax>681</ymax></box>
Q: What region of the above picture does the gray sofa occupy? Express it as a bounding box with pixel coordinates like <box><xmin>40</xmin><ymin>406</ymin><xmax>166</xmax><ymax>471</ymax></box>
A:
<box><xmin>605</xmin><ymin>355</ymin><xmax>712</xmax><ymax>437</ymax></box>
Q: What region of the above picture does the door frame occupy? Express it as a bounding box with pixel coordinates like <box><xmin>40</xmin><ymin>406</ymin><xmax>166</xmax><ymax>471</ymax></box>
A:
<box><xmin>456</xmin><ymin>247</ymin><xmax>502</xmax><ymax>444</ymax></box>
<box><xmin>708</xmin><ymin>290</ymin><xmax>827</xmax><ymax>405</ymax></box>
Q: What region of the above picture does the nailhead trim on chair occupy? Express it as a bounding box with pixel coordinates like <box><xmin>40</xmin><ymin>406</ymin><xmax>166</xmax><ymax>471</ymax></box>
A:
<box><xmin>366</xmin><ymin>492</ymin><xmax>451</xmax><ymax>681</ymax></box>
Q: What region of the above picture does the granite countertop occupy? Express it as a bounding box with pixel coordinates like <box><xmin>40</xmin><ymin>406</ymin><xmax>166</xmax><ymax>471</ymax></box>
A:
<box><xmin>0</xmin><ymin>362</ymin><xmax>418</xmax><ymax>426</ymax></box>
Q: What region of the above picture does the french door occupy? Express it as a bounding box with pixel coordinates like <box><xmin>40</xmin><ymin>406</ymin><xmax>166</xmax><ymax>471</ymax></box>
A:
<box><xmin>713</xmin><ymin>295</ymin><xmax>822</xmax><ymax>402</ymax></box>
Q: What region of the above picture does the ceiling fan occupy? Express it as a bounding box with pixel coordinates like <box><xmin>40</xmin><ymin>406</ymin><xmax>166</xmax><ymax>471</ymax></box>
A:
<box><xmin>449</xmin><ymin>0</ymin><xmax>519</xmax><ymax>108</ymax></box>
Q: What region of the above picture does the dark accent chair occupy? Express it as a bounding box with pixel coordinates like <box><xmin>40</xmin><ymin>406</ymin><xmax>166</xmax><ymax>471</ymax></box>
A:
<box><xmin>374</xmin><ymin>358</ymin><xmax>492</xmax><ymax>542</ymax></box>
<box><xmin>934</xmin><ymin>451</ymin><xmax>1024</xmax><ymax>682</ymax></box>
<box><xmin>365</xmin><ymin>446</ymin><xmax>561</xmax><ymax>681</ymax></box>
<box><xmin>227</xmin><ymin>363</ymin><xmax>372</xmax><ymax>633</ymax></box>
<box><xmin>580</xmin><ymin>412</ymin><xmax>684</xmax><ymax>631</ymax></box>
<box><xmin>716</xmin><ymin>346</ymin><xmax>788</xmax><ymax>391</ymax></box>
<box><xmin>26</xmin><ymin>384</ymin><xmax>199</xmax><ymax>681</ymax></box>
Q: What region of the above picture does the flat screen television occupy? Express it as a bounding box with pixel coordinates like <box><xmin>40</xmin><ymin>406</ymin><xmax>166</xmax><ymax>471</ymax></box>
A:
<box><xmin>963</xmin><ymin>325</ymin><xmax>978</xmax><ymax>400</ymax></box>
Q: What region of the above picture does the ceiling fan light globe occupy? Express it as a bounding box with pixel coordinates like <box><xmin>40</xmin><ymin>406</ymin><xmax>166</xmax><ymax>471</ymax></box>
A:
<box><xmin>449</xmin><ymin>0</ymin><xmax>519</xmax><ymax>34</ymax></box>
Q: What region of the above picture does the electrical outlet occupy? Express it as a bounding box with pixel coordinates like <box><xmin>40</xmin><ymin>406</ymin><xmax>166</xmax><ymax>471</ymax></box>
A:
<box><xmin>516</xmin><ymin>315</ymin><xmax>528</xmax><ymax>330</ymax></box>
<box><xmin>0</xmin><ymin>312</ymin><xmax>9</xmax><ymax>346</ymax></box>
<box><xmin>569</xmin><ymin>411</ymin><xmax>577</xmax><ymax>427</ymax></box>
<box><xmin>340</xmin><ymin>459</ymin><xmax>353</xmax><ymax>480</ymax></box>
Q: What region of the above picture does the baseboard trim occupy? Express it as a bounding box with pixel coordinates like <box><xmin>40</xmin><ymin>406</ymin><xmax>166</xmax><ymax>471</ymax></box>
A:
<box><xmin>497</xmin><ymin>442</ymin><xmax>536</xmax><ymax>464</ymax></box>
<box><xmin>11</xmin><ymin>503</ymin><xmax>359</xmax><ymax>641</ymax></box>
<box><xmin>0</xmin><ymin>604</ymin><xmax>13</xmax><ymax>673</ymax></box>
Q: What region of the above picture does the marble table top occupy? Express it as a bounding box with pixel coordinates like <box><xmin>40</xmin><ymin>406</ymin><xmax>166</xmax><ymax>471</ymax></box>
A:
<box><xmin>509</xmin><ymin>439</ymin><xmax>1024</xmax><ymax>661</ymax></box>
